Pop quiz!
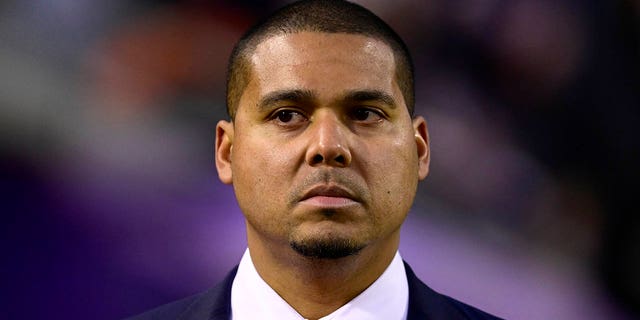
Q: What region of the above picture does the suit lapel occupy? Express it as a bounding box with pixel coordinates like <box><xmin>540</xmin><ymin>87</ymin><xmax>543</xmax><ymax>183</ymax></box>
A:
<box><xmin>405</xmin><ymin>261</ymin><xmax>465</xmax><ymax>320</ymax></box>
<box><xmin>176</xmin><ymin>266</ymin><xmax>238</xmax><ymax>320</ymax></box>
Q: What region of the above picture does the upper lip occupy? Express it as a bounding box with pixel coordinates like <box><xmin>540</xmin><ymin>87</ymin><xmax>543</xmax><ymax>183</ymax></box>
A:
<box><xmin>300</xmin><ymin>185</ymin><xmax>358</xmax><ymax>202</ymax></box>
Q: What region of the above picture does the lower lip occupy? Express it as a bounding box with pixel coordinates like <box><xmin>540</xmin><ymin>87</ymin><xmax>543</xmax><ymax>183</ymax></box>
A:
<box><xmin>300</xmin><ymin>196</ymin><xmax>358</xmax><ymax>208</ymax></box>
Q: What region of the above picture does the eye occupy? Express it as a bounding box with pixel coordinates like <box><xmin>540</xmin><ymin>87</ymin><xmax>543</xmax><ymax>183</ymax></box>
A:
<box><xmin>351</xmin><ymin>107</ymin><xmax>384</xmax><ymax>123</ymax></box>
<box><xmin>270</xmin><ymin>109</ymin><xmax>308</xmax><ymax>126</ymax></box>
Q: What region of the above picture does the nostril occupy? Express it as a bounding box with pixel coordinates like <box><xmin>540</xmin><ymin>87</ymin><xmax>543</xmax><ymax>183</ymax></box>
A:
<box><xmin>309</xmin><ymin>152</ymin><xmax>349</xmax><ymax>166</ymax></box>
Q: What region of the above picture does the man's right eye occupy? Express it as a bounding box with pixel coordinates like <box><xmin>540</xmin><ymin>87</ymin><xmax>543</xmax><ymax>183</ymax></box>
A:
<box><xmin>271</xmin><ymin>109</ymin><xmax>307</xmax><ymax>125</ymax></box>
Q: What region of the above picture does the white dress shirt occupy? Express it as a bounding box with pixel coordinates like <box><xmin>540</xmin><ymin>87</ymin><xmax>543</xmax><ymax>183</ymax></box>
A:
<box><xmin>231</xmin><ymin>248</ymin><xmax>409</xmax><ymax>320</ymax></box>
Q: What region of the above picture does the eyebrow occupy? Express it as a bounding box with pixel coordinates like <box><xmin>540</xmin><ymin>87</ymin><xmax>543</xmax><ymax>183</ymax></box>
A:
<box><xmin>341</xmin><ymin>89</ymin><xmax>397</xmax><ymax>108</ymax></box>
<box><xmin>256</xmin><ymin>88</ymin><xmax>397</xmax><ymax>111</ymax></box>
<box><xmin>257</xmin><ymin>89</ymin><xmax>316</xmax><ymax>112</ymax></box>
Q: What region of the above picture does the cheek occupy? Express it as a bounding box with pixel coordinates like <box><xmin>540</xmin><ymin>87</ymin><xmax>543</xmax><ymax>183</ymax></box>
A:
<box><xmin>365</xmin><ymin>135</ymin><xmax>419</xmax><ymax>209</ymax></box>
<box><xmin>231</xmin><ymin>144</ymin><xmax>280</xmax><ymax>229</ymax></box>
<box><xmin>231</xmin><ymin>135</ymin><xmax>297</xmax><ymax>201</ymax></box>
<box><xmin>367</xmin><ymin>131</ymin><xmax>418</xmax><ymax>175</ymax></box>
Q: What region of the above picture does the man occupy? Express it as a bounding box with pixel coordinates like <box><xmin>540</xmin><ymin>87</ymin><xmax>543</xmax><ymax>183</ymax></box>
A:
<box><xmin>128</xmin><ymin>0</ymin><xmax>501</xmax><ymax>319</ymax></box>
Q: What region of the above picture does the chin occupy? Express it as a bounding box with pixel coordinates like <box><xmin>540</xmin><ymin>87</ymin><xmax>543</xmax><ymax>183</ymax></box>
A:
<box><xmin>289</xmin><ymin>235</ymin><xmax>366</xmax><ymax>259</ymax></box>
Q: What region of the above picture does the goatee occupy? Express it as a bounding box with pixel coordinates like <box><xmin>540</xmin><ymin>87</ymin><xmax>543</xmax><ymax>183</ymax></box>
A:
<box><xmin>290</xmin><ymin>238</ymin><xmax>364</xmax><ymax>259</ymax></box>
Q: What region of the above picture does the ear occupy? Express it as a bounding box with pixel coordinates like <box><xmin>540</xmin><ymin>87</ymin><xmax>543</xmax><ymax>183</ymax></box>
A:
<box><xmin>215</xmin><ymin>120</ymin><xmax>234</xmax><ymax>184</ymax></box>
<box><xmin>412</xmin><ymin>116</ymin><xmax>430</xmax><ymax>180</ymax></box>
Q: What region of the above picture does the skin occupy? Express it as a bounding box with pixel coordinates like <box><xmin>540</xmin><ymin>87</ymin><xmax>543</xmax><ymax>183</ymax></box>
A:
<box><xmin>215</xmin><ymin>31</ymin><xmax>430</xmax><ymax>319</ymax></box>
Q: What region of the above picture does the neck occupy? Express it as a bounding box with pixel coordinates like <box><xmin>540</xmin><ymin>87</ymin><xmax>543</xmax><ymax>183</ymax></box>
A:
<box><xmin>247</xmin><ymin>229</ymin><xmax>400</xmax><ymax>320</ymax></box>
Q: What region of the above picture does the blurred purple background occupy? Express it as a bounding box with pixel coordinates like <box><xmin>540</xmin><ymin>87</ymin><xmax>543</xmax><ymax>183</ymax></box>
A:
<box><xmin>1</xmin><ymin>0</ymin><xmax>639</xmax><ymax>319</ymax></box>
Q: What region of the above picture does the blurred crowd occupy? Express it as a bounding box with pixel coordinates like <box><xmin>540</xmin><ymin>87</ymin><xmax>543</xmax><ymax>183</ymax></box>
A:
<box><xmin>1</xmin><ymin>0</ymin><xmax>638</xmax><ymax>319</ymax></box>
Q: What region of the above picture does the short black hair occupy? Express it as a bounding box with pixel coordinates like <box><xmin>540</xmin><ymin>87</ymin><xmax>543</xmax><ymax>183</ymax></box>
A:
<box><xmin>225</xmin><ymin>0</ymin><xmax>415</xmax><ymax>119</ymax></box>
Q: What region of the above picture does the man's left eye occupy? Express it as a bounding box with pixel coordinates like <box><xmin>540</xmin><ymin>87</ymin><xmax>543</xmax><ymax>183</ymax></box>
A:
<box><xmin>351</xmin><ymin>108</ymin><xmax>384</xmax><ymax>122</ymax></box>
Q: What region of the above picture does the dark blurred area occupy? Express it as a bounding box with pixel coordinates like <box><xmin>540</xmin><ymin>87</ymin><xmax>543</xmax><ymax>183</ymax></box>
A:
<box><xmin>1</xmin><ymin>0</ymin><xmax>638</xmax><ymax>319</ymax></box>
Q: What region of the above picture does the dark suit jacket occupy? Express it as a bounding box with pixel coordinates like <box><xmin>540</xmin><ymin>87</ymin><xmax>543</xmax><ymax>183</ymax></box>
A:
<box><xmin>126</xmin><ymin>262</ymin><xmax>502</xmax><ymax>320</ymax></box>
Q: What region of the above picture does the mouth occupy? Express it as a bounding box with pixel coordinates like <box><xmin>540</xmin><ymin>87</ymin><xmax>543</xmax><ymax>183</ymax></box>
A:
<box><xmin>299</xmin><ymin>185</ymin><xmax>360</xmax><ymax>208</ymax></box>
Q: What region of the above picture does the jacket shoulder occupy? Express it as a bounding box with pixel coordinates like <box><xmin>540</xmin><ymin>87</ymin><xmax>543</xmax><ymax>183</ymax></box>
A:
<box><xmin>404</xmin><ymin>262</ymin><xmax>503</xmax><ymax>320</ymax></box>
<box><xmin>124</xmin><ymin>294</ymin><xmax>202</xmax><ymax>320</ymax></box>
<box><xmin>124</xmin><ymin>266</ymin><xmax>238</xmax><ymax>320</ymax></box>
<box><xmin>441</xmin><ymin>294</ymin><xmax>503</xmax><ymax>320</ymax></box>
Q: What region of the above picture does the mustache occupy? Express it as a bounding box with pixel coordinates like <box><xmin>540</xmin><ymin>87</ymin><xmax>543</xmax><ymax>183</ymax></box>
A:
<box><xmin>288</xmin><ymin>170</ymin><xmax>368</xmax><ymax>204</ymax></box>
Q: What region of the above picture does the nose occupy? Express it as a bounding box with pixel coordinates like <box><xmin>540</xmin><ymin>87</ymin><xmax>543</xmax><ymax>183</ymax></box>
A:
<box><xmin>305</xmin><ymin>112</ymin><xmax>352</xmax><ymax>167</ymax></box>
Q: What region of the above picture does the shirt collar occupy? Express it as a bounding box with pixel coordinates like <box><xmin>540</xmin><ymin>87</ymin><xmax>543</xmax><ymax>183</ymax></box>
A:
<box><xmin>231</xmin><ymin>248</ymin><xmax>408</xmax><ymax>320</ymax></box>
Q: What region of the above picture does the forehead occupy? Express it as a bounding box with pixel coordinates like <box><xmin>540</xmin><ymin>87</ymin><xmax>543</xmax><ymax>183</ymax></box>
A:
<box><xmin>252</xmin><ymin>32</ymin><xmax>394</xmax><ymax>66</ymax></box>
<box><xmin>243</xmin><ymin>32</ymin><xmax>400</xmax><ymax>104</ymax></box>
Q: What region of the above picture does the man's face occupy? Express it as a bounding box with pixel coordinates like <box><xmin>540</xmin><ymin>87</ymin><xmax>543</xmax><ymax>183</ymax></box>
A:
<box><xmin>216</xmin><ymin>32</ymin><xmax>429</xmax><ymax>258</ymax></box>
